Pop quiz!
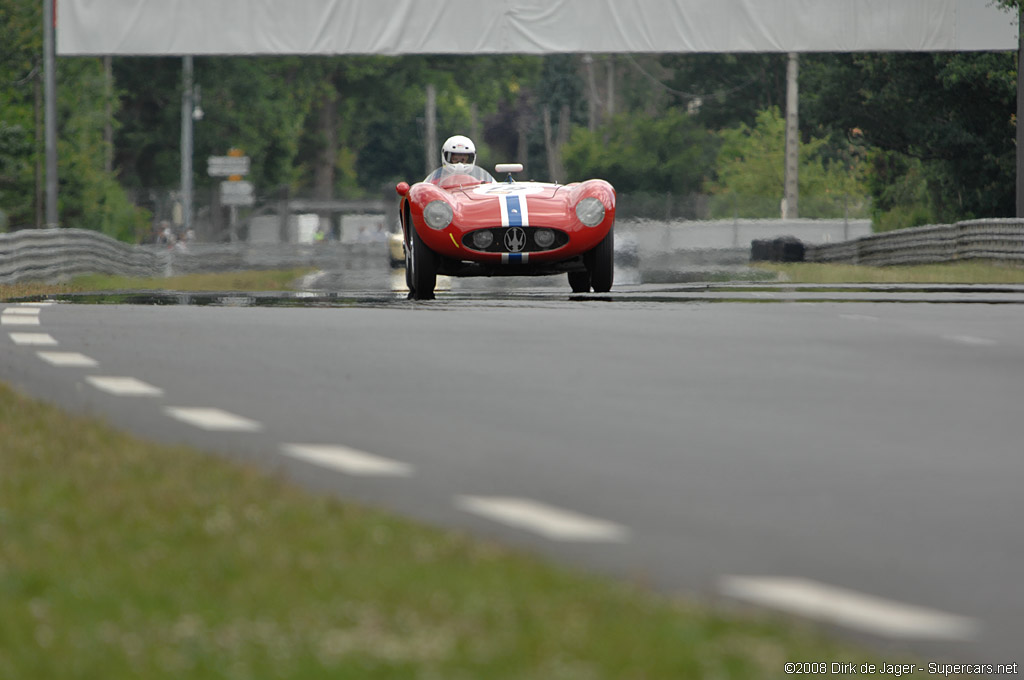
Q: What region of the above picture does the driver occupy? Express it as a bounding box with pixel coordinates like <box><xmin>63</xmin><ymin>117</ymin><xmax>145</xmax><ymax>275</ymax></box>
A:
<box><xmin>425</xmin><ymin>135</ymin><xmax>491</xmax><ymax>183</ymax></box>
<box><xmin>441</xmin><ymin>135</ymin><xmax>476</xmax><ymax>167</ymax></box>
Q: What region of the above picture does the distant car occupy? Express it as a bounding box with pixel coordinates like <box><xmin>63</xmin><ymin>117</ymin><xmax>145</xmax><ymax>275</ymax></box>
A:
<box><xmin>387</xmin><ymin>223</ymin><xmax>405</xmax><ymax>268</ymax></box>
<box><xmin>395</xmin><ymin>163</ymin><xmax>616</xmax><ymax>299</ymax></box>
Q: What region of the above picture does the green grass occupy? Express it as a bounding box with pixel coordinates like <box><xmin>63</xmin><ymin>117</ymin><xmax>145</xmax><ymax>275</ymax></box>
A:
<box><xmin>69</xmin><ymin>268</ymin><xmax>316</xmax><ymax>292</ymax></box>
<box><xmin>0</xmin><ymin>269</ymin><xmax>314</xmax><ymax>303</ymax></box>
<box><xmin>0</xmin><ymin>382</ymin><xmax>925</xmax><ymax>679</ymax></box>
<box><xmin>756</xmin><ymin>260</ymin><xmax>1024</xmax><ymax>284</ymax></box>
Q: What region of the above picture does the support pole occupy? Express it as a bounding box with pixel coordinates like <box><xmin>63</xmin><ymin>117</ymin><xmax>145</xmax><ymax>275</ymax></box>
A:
<box><xmin>425</xmin><ymin>83</ymin><xmax>437</xmax><ymax>176</ymax></box>
<box><xmin>181</xmin><ymin>55</ymin><xmax>194</xmax><ymax>233</ymax></box>
<box><xmin>1017</xmin><ymin>10</ymin><xmax>1024</xmax><ymax>217</ymax></box>
<box><xmin>43</xmin><ymin>0</ymin><xmax>58</xmax><ymax>227</ymax></box>
<box><xmin>783</xmin><ymin>53</ymin><xmax>799</xmax><ymax>219</ymax></box>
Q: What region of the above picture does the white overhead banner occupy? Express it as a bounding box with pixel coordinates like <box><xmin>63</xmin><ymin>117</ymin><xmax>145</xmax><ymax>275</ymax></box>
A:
<box><xmin>57</xmin><ymin>0</ymin><xmax>1017</xmax><ymax>56</ymax></box>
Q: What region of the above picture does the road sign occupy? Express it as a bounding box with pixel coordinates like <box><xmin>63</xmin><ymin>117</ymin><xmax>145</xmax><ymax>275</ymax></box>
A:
<box><xmin>207</xmin><ymin>155</ymin><xmax>250</xmax><ymax>177</ymax></box>
<box><xmin>220</xmin><ymin>180</ymin><xmax>254</xmax><ymax>206</ymax></box>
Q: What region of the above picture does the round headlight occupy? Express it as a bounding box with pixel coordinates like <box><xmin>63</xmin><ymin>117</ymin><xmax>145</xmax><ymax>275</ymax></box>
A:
<box><xmin>534</xmin><ymin>228</ymin><xmax>555</xmax><ymax>248</ymax></box>
<box><xmin>575</xmin><ymin>197</ymin><xmax>605</xmax><ymax>227</ymax></box>
<box><xmin>471</xmin><ymin>230</ymin><xmax>494</xmax><ymax>249</ymax></box>
<box><xmin>423</xmin><ymin>200</ymin><xmax>454</xmax><ymax>230</ymax></box>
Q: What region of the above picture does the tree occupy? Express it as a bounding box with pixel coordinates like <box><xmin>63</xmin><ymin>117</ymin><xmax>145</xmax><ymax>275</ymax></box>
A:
<box><xmin>562</xmin><ymin>107</ymin><xmax>717</xmax><ymax>196</ymax></box>
<box><xmin>0</xmin><ymin>0</ymin><xmax>42</xmax><ymax>228</ymax></box>
<box><xmin>801</xmin><ymin>52</ymin><xmax>1016</xmax><ymax>223</ymax></box>
<box><xmin>707</xmin><ymin>107</ymin><xmax>869</xmax><ymax>218</ymax></box>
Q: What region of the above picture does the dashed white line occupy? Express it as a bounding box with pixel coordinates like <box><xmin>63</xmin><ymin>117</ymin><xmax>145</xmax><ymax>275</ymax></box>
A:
<box><xmin>13</xmin><ymin>301</ymin><xmax>55</xmax><ymax>306</ymax></box>
<box><xmin>839</xmin><ymin>313</ymin><xmax>879</xmax><ymax>322</ymax></box>
<box><xmin>9</xmin><ymin>333</ymin><xmax>58</xmax><ymax>346</ymax></box>
<box><xmin>2</xmin><ymin>307</ymin><xmax>42</xmax><ymax>315</ymax></box>
<box><xmin>719</xmin><ymin>576</ymin><xmax>980</xmax><ymax>640</ymax></box>
<box><xmin>1</xmin><ymin>314</ymin><xmax>40</xmax><ymax>326</ymax></box>
<box><xmin>456</xmin><ymin>496</ymin><xmax>628</xmax><ymax>542</ymax></box>
<box><xmin>36</xmin><ymin>351</ymin><xmax>98</xmax><ymax>367</ymax></box>
<box><xmin>165</xmin><ymin>407</ymin><xmax>263</xmax><ymax>432</ymax></box>
<box><xmin>282</xmin><ymin>444</ymin><xmax>413</xmax><ymax>476</ymax></box>
<box><xmin>86</xmin><ymin>376</ymin><xmax>164</xmax><ymax>397</ymax></box>
<box><xmin>942</xmin><ymin>335</ymin><xmax>996</xmax><ymax>347</ymax></box>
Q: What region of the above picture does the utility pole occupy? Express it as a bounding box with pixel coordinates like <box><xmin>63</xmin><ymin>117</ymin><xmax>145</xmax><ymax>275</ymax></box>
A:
<box><xmin>1017</xmin><ymin>8</ymin><xmax>1024</xmax><ymax>217</ymax></box>
<box><xmin>425</xmin><ymin>84</ymin><xmax>437</xmax><ymax>175</ymax></box>
<box><xmin>180</xmin><ymin>55</ymin><xmax>194</xmax><ymax>233</ymax></box>
<box><xmin>104</xmin><ymin>56</ymin><xmax>113</xmax><ymax>173</ymax></box>
<box><xmin>783</xmin><ymin>52</ymin><xmax>799</xmax><ymax>219</ymax></box>
<box><xmin>43</xmin><ymin>0</ymin><xmax>58</xmax><ymax>227</ymax></box>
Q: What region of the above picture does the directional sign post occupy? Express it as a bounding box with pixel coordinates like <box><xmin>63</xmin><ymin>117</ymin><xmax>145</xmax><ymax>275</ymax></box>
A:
<box><xmin>207</xmin><ymin>155</ymin><xmax>250</xmax><ymax>177</ymax></box>
<box><xmin>209</xmin><ymin>152</ymin><xmax>253</xmax><ymax>241</ymax></box>
<box><xmin>220</xmin><ymin>179</ymin><xmax>254</xmax><ymax>206</ymax></box>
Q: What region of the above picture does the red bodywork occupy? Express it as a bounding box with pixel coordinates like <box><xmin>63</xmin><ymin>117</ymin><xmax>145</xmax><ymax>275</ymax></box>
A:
<box><xmin>397</xmin><ymin>173</ymin><xmax>615</xmax><ymax>277</ymax></box>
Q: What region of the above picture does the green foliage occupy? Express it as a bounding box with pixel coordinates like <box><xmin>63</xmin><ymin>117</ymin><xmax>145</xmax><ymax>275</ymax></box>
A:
<box><xmin>56</xmin><ymin>58</ymin><xmax>150</xmax><ymax>240</ymax></box>
<box><xmin>801</xmin><ymin>52</ymin><xmax>1016</xmax><ymax>224</ymax></box>
<box><xmin>0</xmin><ymin>121</ymin><xmax>31</xmax><ymax>229</ymax></box>
<box><xmin>706</xmin><ymin>108</ymin><xmax>870</xmax><ymax>218</ymax></box>
<box><xmin>864</xmin><ymin>151</ymin><xmax>936</xmax><ymax>231</ymax></box>
<box><xmin>562</xmin><ymin>108</ymin><xmax>717</xmax><ymax>194</ymax></box>
<box><xmin>653</xmin><ymin>53</ymin><xmax>789</xmax><ymax>131</ymax></box>
<box><xmin>0</xmin><ymin>0</ymin><xmax>41</xmax><ymax>228</ymax></box>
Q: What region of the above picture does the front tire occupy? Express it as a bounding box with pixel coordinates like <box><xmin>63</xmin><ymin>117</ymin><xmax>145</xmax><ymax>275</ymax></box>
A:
<box><xmin>568</xmin><ymin>271</ymin><xmax>591</xmax><ymax>293</ymax></box>
<box><xmin>408</xmin><ymin>225</ymin><xmax>437</xmax><ymax>300</ymax></box>
<box><xmin>585</xmin><ymin>226</ymin><xmax>614</xmax><ymax>293</ymax></box>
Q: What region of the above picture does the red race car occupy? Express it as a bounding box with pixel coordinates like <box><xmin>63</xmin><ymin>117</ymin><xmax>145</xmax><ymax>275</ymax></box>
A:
<box><xmin>395</xmin><ymin>163</ymin><xmax>616</xmax><ymax>300</ymax></box>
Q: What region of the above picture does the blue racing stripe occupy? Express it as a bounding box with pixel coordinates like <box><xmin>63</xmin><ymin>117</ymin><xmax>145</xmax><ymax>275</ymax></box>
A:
<box><xmin>505</xmin><ymin>195</ymin><xmax>523</xmax><ymax>227</ymax></box>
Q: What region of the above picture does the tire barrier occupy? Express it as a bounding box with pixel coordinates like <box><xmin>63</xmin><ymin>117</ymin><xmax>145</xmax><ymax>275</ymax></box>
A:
<box><xmin>751</xmin><ymin>236</ymin><xmax>806</xmax><ymax>262</ymax></box>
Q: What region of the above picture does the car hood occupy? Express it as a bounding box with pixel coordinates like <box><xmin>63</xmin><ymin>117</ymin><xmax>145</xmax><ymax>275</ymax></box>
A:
<box><xmin>449</xmin><ymin>182</ymin><xmax>568</xmax><ymax>203</ymax></box>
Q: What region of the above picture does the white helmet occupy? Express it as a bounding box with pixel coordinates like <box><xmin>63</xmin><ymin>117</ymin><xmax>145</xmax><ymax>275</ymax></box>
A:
<box><xmin>441</xmin><ymin>135</ymin><xmax>476</xmax><ymax>167</ymax></box>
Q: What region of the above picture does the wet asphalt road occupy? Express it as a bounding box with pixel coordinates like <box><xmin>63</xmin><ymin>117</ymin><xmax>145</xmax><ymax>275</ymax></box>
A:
<box><xmin>2</xmin><ymin>270</ymin><xmax>1023</xmax><ymax>666</ymax></box>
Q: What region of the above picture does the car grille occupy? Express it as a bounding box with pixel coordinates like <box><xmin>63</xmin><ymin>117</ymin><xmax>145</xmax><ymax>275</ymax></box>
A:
<box><xmin>462</xmin><ymin>227</ymin><xmax>569</xmax><ymax>253</ymax></box>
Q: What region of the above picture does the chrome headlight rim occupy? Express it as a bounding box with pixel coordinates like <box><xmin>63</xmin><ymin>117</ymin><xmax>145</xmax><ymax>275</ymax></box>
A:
<box><xmin>575</xmin><ymin>197</ymin><xmax>606</xmax><ymax>227</ymax></box>
<box><xmin>423</xmin><ymin>200</ymin><xmax>454</xmax><ymax>230</ymax></box>
<box><xmin>471</xmin><ymin>229</ymin><xmax>495</xmax><ymax>249</ymax></box>
<box><xmin>533</xmin><ymin>228</ymin><xmax>555</xmax><ymax>248</ymax></box>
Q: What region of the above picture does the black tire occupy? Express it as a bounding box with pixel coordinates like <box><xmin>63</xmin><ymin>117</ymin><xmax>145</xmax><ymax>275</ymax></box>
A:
<box><xmin>408</xmin><ymin>225</ymin><xmax>437</xmax><ymax>300</ymax></box>
<box><xmin>404</xmin><ymin>231</ymin><xmax>414</xmax><ymax>294</ymax></box>
<box><xmin>586</xmin><ymin>226</ymin><xmax>614</xmax><ymax>293</ymax></box>
<box><xmin>568</xmin><ymin>271</ymin><xmax>591</xmax><ymax>293</ymax></box>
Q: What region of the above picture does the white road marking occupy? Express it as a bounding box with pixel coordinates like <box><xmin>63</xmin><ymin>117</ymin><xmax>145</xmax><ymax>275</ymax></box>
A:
<box><xmin>36</xmin><ymin>351</ymin><xmax>98</xmax><ymax>367</ymax></box>
<box><xmin>719</xmin><ymin>576</ymin><xmax>980</xmax><ymax>640</ymax></box>
<box><xmin>14</xmin><ymin>301</ymin><xmax>55</xmax><ymax>306</ymax></box>
<box><xmin>1</xmin><ymin>315</ymin><xmax>40</xmax><ymax>326</ymax></box>
<box><xmin>456</xmin><ymin>496</ymin><xmax>628</xmax><ymax>542</ymax></box>
<box><xmin>943</xmin><ymin>335</ymin><xmax>996</xmax><ymax>347</ymax></box>
<box><xmin>282</xmin><ymin>444</ymin><xmax>413</xmax><ymax>477</ymax></box>
<box><xmin>86</xmin><ymin>376</ymin><xmax>164</xmax><ymax>397</ymax></box>
<box><xmin>165</xmin><ymin>407</ymin><xmax>263</xmax><ymax>432</ymax></box>
<box><xmin>2</xmin><ymin>307</ymin><xmax>42</xmax><ymax>315</ymax></box>
<box><xmin>839</xmin><ymin>313</ymin><xmax>879</xmax><ymax>322</ymax></box>
<box><xmin>9</xmin><ymin>333</ymin><xmax>58</xmax><ymax>346</ymax></box>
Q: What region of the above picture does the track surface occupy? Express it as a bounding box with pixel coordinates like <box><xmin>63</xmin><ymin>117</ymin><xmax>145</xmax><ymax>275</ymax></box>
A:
<box><xmin>2</xmin><ymin>279</ymin><xmax>1023</xmax><ymax>665</ymax></box>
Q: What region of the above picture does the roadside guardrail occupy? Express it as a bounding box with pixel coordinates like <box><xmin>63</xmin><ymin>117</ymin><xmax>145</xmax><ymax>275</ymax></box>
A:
<box><xmin>4</xmin><ymin>218</ymin><xmax>1024</xmax><ymax>286</ymax></box>
<box><xmin>0</xmin><ymin>228</ymin><xmax>381</xmax><ymax>284</ymax></box>
<box><xmin>802</xmin><ymin>219</ymin><xmax>1024</xmax><ymax>266</ymax></box>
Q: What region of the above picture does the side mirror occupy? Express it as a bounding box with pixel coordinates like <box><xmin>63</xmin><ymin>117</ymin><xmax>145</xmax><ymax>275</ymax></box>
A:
<box><xmin>395</xmin><ymin>181</ymin><xmax>410</xmax><ymax>197</ymax></box>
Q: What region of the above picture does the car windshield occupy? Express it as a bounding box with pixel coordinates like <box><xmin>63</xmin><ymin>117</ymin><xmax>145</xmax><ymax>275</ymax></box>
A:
<box><xmin>425</xmin><ymin>164</ymin><xmax>496</xmax><ymax>188</ymax></box>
